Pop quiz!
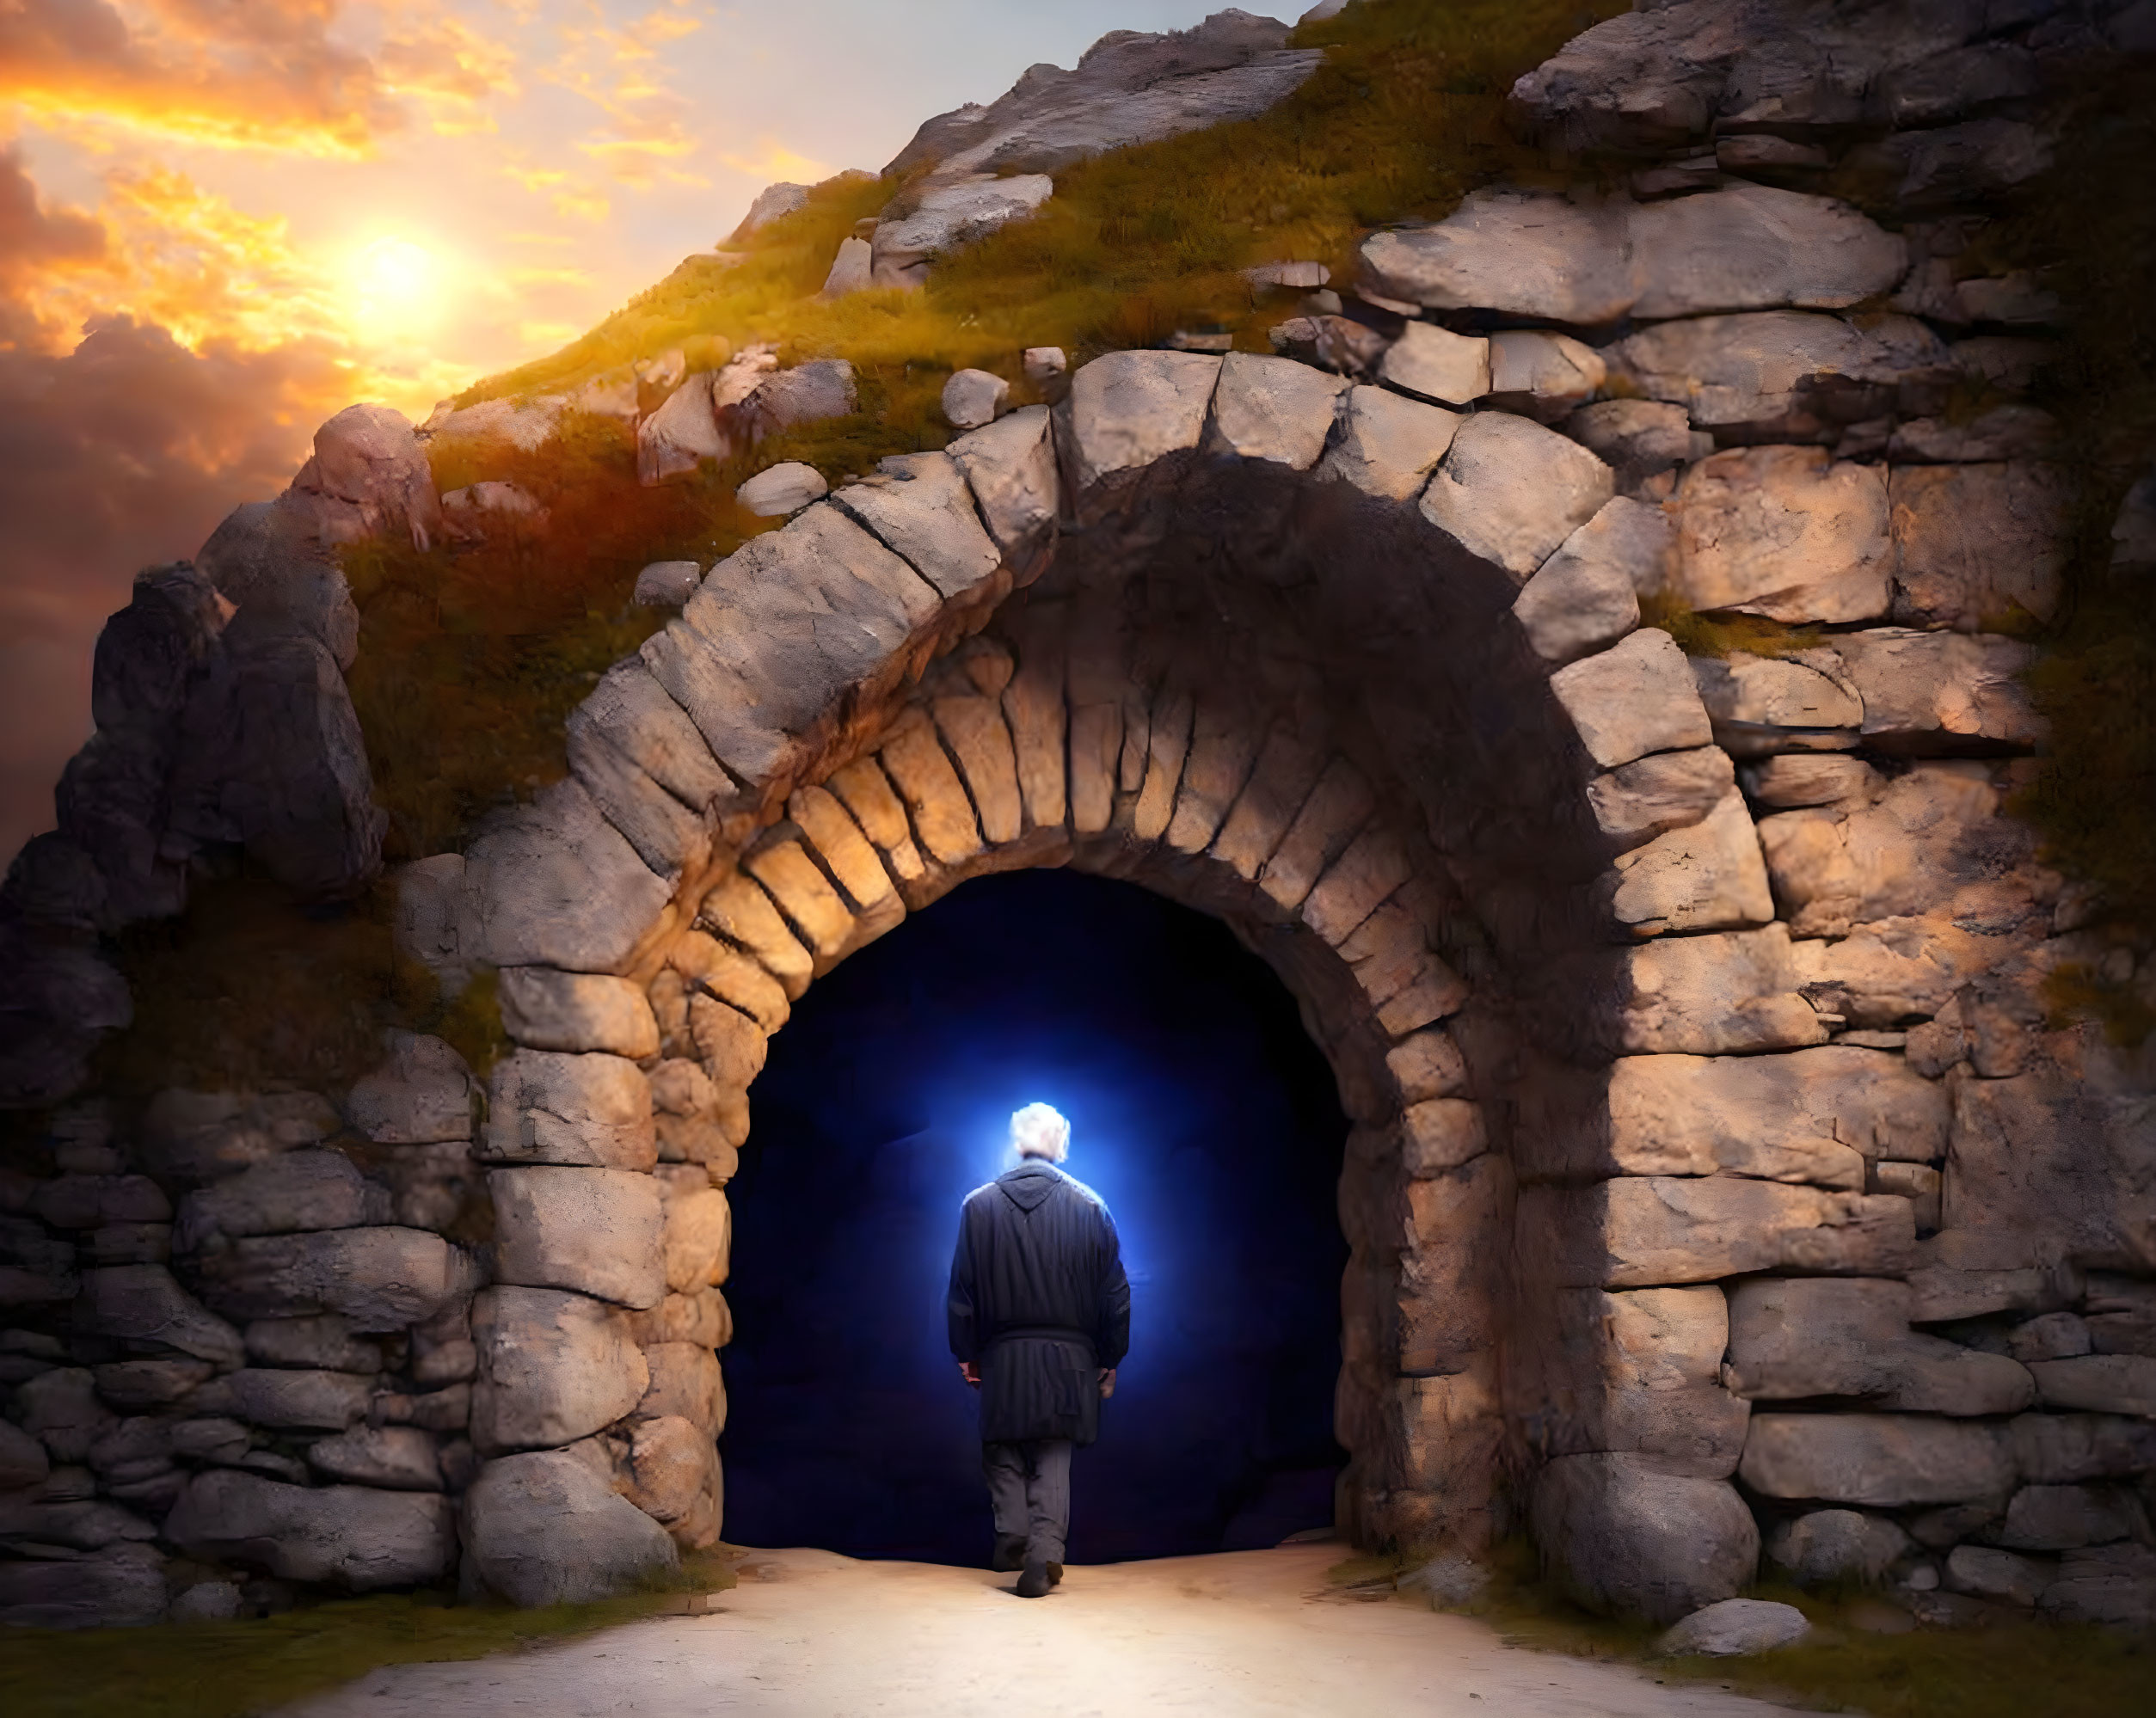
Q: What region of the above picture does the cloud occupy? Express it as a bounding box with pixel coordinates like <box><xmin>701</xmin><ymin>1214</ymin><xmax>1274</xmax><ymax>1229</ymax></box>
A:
<box><xmin>721</xmin><ymin>135</ymin><xmax>832</xmax><ymax>186</ymax></box>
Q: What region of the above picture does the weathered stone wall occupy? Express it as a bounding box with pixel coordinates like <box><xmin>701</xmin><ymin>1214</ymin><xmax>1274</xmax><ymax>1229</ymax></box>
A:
<box><xmin>3</xmin><ymin>0</ymin><xmax>2153</xmax><ymax>1635</ymax></box>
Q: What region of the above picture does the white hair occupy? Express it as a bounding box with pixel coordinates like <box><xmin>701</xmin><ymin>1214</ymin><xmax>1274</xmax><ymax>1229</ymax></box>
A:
<box><xmin>1010</xmin><ymin>1101</ymin><xmax>1071</xmax><ymax>1162</ymax></box>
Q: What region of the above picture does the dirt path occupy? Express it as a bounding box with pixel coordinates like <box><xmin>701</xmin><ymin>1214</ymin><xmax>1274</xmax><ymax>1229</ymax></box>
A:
<box><xmin>288</xmin><ymin>1544</ymin><xmax>1807</xmax><ymax>1718</ymax></box>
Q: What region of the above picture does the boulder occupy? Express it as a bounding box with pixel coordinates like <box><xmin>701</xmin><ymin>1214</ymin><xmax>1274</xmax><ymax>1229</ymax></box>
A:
<box><xmin>174</xmin><ymin>1150</ymin><xmax>390</xmax><ymax>1250</ymax></box>
<box><xmin>222</xmin><ymin>1367</ymin><xmax>373</xmax><ymax>1430</ymax></box>
<box><xmin>617</xmin><ymin>1413</ymin><xmax>714</xmax><ymax>1526</ymax></box>
<box><xmin>344</xmin><ymin>1032</ymin><xmax>475</xmax><ymax>1146</ymax></box>
<box><xmin>1997</xmin><ymin>1483</ymin><xmax>2145</xmax><ymax>1552</ymax></box>
<box><xmin>1945</xmin><ymin>1544</ymin><xmax>2049</xmax><ymax>1606</ymax></box>
<box><xmin>489</xmin><ymin>1167</ymin><xmax>664</xmax><ymax>1310</ymax></box>
<box><xmin>71</xmin><ymin>1263</ymin><xmax>244</xmax><ymax>1366</ymax></box>
<box><xmin>886</xmin><ymin>11</ymin><xmax>1321</xmax><ymax>179</ymax></box>
<box><xmin>819</xmin><ymin>235</ymin><xmax>872</xmax><ymax>298</ymax></box>
<box><xmin>1766</xmin><ymin>1509</ymin><xmax>1913</xmax><ymax>1585</ymax></box>
<box><xmin>2026</xmin><ymin>1355</ymin><xmax>2156</xmax><ymax>1418</ymax></box>
<box><xmin>1521</xmin><ymin>1177</ymin><xmax>1914</xmax><ymax>1290</ymax></box>
<box><xmin>1738</xmin><ymin>1413</ymin><xmax>2015</xmax><ymax>1506</ymax></box>
<box><xmin>832</xmin><ymin>451</ymin><xmax>1003</xmax><ymax>600</ymax></box>
<box><xmin>1065</xmin><ymin>350</ymin><xmax>1221</xmax><ymax>490</ymax></box>
<box><xmin>483</xmin><ymin>1051</ymin><xmax>656</xmax><ymax>1170</ymax></box>
<box><xmin>1361</xmin><ymin>191</ymin><xmax>1636</xmax><ymax>324</ymax></box>
<box><xmin>1670</xmin><ymin>448</ymin><xmax>1891</xmax><ymax>624</ymax></box>
<box><xmin>470</xmin><ymin>1286</ymin><xmax>649</xmax><ymax>1455</ymax></box>
<box><xmin>462</xmin><ymin>1447</ymin><xmax>679</xmax><ymax>1606</ymax></box>
<box><xmin>947</xmin><ymin>405</ymin><xmax>1058</xmax><ymax>560</ymax></box>
<box><xmin>194</xmin><ymin>501</ymin><xmax>360</xmax><ymax>671</ymax></box>
<box><xmin>1691</xmin><ymin>652</ymin><xmax>1862</xmax><ymax>755</ymax></box>
<box><xmin>1889</xmin><ymin>462</ymin><xmax>2069</xmax><ymax>631</ymax></box>
<box><xmin>164</xmin><ymin>610</ymin><xmax>386</xmax><ymax>900</ymax></box>
<box><xmin>168</xmin><ymin>1579</ymin><xmax>244</xmax><ymax>1622</ymax></box>
<box><xmin>940</xmin><ymin>368</ymin><xmax>1010</xmax><ymax>431</ymax></box>
<box><xmin>1418</xmin><ymin>412</ymin><xmax>1612</xmax><ymax>580</ymax></box>
<box><xmin>0</xmin><ymin>1543</ymin><xmax>168</xmax><ymax>1629</ymax></box>
<box><xmin>1551</xmin><ymin>629</ymin><xmax>1713</xmax><ymax>770</ymax></box>
<box><xmin>1612</xmin><ymin>311</ymin><xmax>1947</xmax><ymax>438</ymax></box>
<box><xmin>636</xmin><ymin>374</ymin><xmax>722</xmax><ymax>485</ymax></box>
<box><xmin>871</xmin><ymin>176</ymin><xmax>1053</xmax><ymax>285</ymax></box>
<box><xmin>290</xmin><ymin>402</ymin><xmax>442</xmax><ymax>551</ymax></box>
<box><xmin>638</xmin><ymin>1341</ymin><xmax>726</xmax><ymax>1433</ymax></box>
<box><xmin>1814</xmin><ymin>629</ymin><xmax>2042</xmax><ymax>750</ymax></box>
<box><xmin>661</xmin><ymin>1187</ymin><xmax>730</xmax><ymax>1294</ymax></box>
<box><xmin>1656</xmin><ymin>1598</ymin><xmax>1811</xmax><ymax>1657</ymax></box>
<box><xmin>1204</xmin><ymin>352</ymin><xmax>1349</xmax><ymax>470</ymax></box>
<box><xmin>1487</xmin><ymin>331</ymin><xmax>1605</xmax><ymax>419</ymax></box>
<box><xmin>1379</xmin><ymin>322</ymin><xmax>1490</xmax><ymax>407</ymax></box>
<box><xmin>736</xmin><ymin>463</ymin><xmax>828</xmax><ymax>518</ymax></box>
<box><xmin>163</xmin><ymin>1469</ymin><xmax>454</xmax><ymax>1589</ymax></box>
<box><xmin>1532</xmin><ymin>1454</ymin><xmax>1758</xmax><ymax>1623</ymax></box>
<box><xmin>307</xmin><ymin>1425</ymin><xmax>442</xmax><ymax>1491</ymax></box>
<box><xmin>1628</xmin><ymin>184</ymin><xmax>1905</xmax><ymax>319</ymax></box>
<box><xmin>730</xmin><ymin>360</ymin><xmax>857</xmax><ymax>448</ymax></box>
<box><xmin>193</xmin><ymin>1227</ymin><xmax>475</xmax><ymax>1331</ymax></box>
<box><xmin>1317</xmin><ymin>385</ymin><xmax>1459</xmax><ymax>501</ymax></box>
<box><xmin>631</xmin><ymin>560</ymin><xmax>702</xmax><ymax>605</ymax></box>
<box><xmin>2008</xmin><ymin>1414</ymin><xmax>2156</xmax><ymax>1486</ymax></box>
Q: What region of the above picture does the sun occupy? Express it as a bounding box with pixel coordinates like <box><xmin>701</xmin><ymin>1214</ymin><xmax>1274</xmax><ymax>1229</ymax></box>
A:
<box><xmin>349</xmin><ymin>235</ymin><xmax>445</xmax><ymax>341</ymax></box>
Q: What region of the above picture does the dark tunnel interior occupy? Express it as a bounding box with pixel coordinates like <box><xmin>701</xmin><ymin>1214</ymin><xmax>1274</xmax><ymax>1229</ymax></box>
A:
<box><xmin>718</xmin><ymin>867</ymin><xmax>1352</xmax><ymax>1567</ymax></box>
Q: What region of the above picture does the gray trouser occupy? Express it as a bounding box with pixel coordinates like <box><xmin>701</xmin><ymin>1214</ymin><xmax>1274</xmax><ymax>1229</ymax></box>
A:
<box><xmin>984</xmin><ymin>1439</ymin><xmax>1072</xmax><ymax>1564</ymax></box>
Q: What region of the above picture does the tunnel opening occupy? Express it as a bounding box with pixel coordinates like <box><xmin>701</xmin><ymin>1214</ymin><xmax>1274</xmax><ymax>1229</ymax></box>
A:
<box><xmin>718</xmin><ymin>867</ymin><xmax>1351</xmax><ymax>1566</ymax></box>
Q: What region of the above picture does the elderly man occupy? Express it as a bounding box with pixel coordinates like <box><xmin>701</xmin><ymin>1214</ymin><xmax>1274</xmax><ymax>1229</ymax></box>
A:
<box><xmin>947</xmin><ymin>1101</ymin><xmax>1132</xmax><ymax>1598</ymax></box>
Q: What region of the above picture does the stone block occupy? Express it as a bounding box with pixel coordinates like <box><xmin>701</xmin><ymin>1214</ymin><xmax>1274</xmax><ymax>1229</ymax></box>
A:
<box><xmin>223</xmin><ymin>1368</ymin><xmax>373</xmax><ymax>1430</ymax></box>
<box><xmin>1359</xmin><ymin>191</ymin><xmax>1636</xmax><ymax>324</ymax></box>
<box><xmin>1945</xmin><ymin>1544</ymin><xmax>2050</xmax><ymax>1606</ymax></box>
<box><xmin>1612</xmin><ymin>310</ymin><xmax>1945</xmax><ymax>436</ymax></box>
<box><xmin>1317</xmin><ymin>384</ymin><xmax>1459</xmax><ymax>500</ymax></box>
<box><xmin>687</xmin><ymin>993</ymin><xmax>767</xmax><ymax>1092</ymax></box>
<box><xmin>499</xmin><ymin>968</ymin><xmax>660</xmax><ymax>1058</ymax></box>
<box><xmin>462</xmin><ymin>1447</ymin><xmax>678</xmax><ymax>1605</ymax></box>
<box><xmin>1388</xmin><ymin>1031</ymin><xmax>1467</xmax><ymax>1103</ymax></box>
<box><xmin>946</xmin><ymin>405</ymin><xmax>1056</xmax><ymax>559</ymax></box>
<box><xmin>1487</xmin><ymin>330</ymin><xmax>1605</xmax><ymax>416</ymax></box>
<box><xmin>743</xmin><ymin>838</ymin><xmax>856</xmax><ymax>966</ymax></box>
<box><xmin>879</xmin><ymin>706</ymin><xmax>983</xmax><ymax>866</ymax></box>
<box><xmin>565</xmin><ymin>707</ymin><xmax>706</xmax><ymax>883</ymax></box>
<box><xmin>470</xmin><ymin>1286</ymin><xmax>649</xmax><ymax>1455</ymax></box>
<box><xmin>627</xmin><ymin>1285</ymin><xmax>734</xmax><ymax>1350</ymax></box>
<box><xmin>1521</xmin><ymin>1177</ymin><xmax>1915</xmax><ymax>1290</ymax></box>
<box><xmin>831</xmin><ymin>451</ymin><xmax>1002</xmax><ymax>601</ymax></box>
<box><xmin>193</xmin><ymin>1228</ymin><xmax>474</xmax><ymax>1331</ymax></box>
<box><xmin>1204</xmin><ymin>352</ymin><xmax>1348</xmax><ymax>469</ymax></box>
<box><xmin>1132</xmin><ymin>686</ymin><xmax>1193</xmax><ymax>843</ymax></box>
<box><xmin>1379</xmin><ymin>322</ymin><xmax>1490</xmax><ymax>407</ymax></box>
<box><xmin>1628</xmin><ymin>184</ymin><xmax>1906</xmax><ymax>320</ymax></box>
<box><xmin>1551</xmin><ymin>629</ymin><xmax>1712</xmax><ymax>770</ymax></box>
<box><xmin>1743</xmin><ymin>754</ymin><xmax>1875</xmax><ymax>808</ymax></box>
<box><xmin>1998</xmin><ymin>1483</ymin><xmax>2145</xmax><ymax>1552</ymax></box>
<box><xmin>654</xmin><ymin>503</ymin><xmax>938</xmax><ymax>788</ymax></box>
<box><xmin>1587</xmin><ymin>747</ymin><xmax>1735</xmax><ymax>849</ymax></box>
<box><xmin>1766</xmin><ymin>1509</ymin><xmax>1913</xmax><ymax>1586</ymax></box>
<box><xmin>1064</xmin><ymin>351</ymin><xmax>1220</xmax><ymax>489</ymax></box>
<box><xmin>1607</xmin><ymin>923</ymin><xmax>1827</xmax><ymax>1055</ymax></box>
<box><xmin>71</xmin><ymin>1264</ymin><xmax>244</xmax><ymax>1366</ymax></box>
<box><xmin>1419</xmin><ymin>412</ymin><xmax>1613</xmax><ymax>580</ymax></box>
<box><xmin>1562</xmin><ymin>400</ymin><xmax>1700</xmax><ymax>496</ymax></box>
<box><xmin>489</xmin><ymin>1168</ymin><xmax>663</xmax><ymax>1310</ymax></box>
<box><xmin>1606</xmin><ymin>788</ymin><xmax>1773</xmax><ymax>938</ymax></box>
<box><xmin>575</xmin><ymin>660</ymin><xmax>737</xmax><ymax>818</ymax></box>
<box><xmin>164</xmin><ymin>1470</ymin><xmax>453</xmax><ymax>1590</ymax></box>
<box><xmin>344</xmin><ymin>1033</ymin><xmax>475</xmax><ymax>1146</ymax></box>
<box><xmin>1302</xmin><ymin>825</ymin><xmax>1412</xmax><ymax>945</ymax></box>
<box><xmin>1532</xmin><ymin>1454</ymin><xmax>1759</xmax><ymax>1624</ymax></box>
<box><xmin>2039</xmin><ymin>1544</ymin><xmax>2156</xmax><ymax>1629</ymax></box>
<box><xmin>697</xmin><ymin>872</ymin><xmax>813</xmax><ymax>998</ymax></box>
<box><xmin>789</xmin><ymin>785</ymin><xmax>899</xmax><ymax>909</ymax></box>
<box><xmin>1526</xmin><ymin>1286</ymin><xmax>1749</xmax><ymax>1476</ymax></box>
<box><xmin>1163</xmin><ymin>699</ymin><xmax>1260</xmax><ymax>856</ymax></box>
<box><xmin>2008</xmin><ymin>1414</ymin><xmax>2156</xmax><ymax>1484</ymax></box>
<box><xmin>640</xmin><ymin>1341</ymin><xmax>726</xmax><ymax>1434</ymax></box>
<box><xmin>306</xmin><ymin>1425</ymin><xmax>441</xmax><ymax>1491</ymax></box>
<box><xmin>137</xmin><ymin>1089</ymin><xmax>340</xmax><ymax>1184</ymax></box>
<box><xmin>1258</xmin><ymin>757</ymin><xmax>1373</xmax><ymax>913</ymax></box>
<box><xmin>464</xmin><ymin>778</ymin><xmax>669</xmax><ymax>975</ymax></box>
<box><xmin>1656</xmin><ymin>1598</ymin><xmax>1811</xmax><ymax>1657</ymax></box>
<box><xmin>2026</xmin><ymin>1355</ymin><xmax>2156</xmax><ymax>1418</ymax></box>
<box><xmin>662</xmin><ymin>1187</ymin><xmax>730</xmax><ymax>1294</ymax></box>
<box><xmin>1819</xmin><ymin>629</ymin><xmax>2042</xmax><ymax>750</ymax></box>
<box><xmin>1691</xmin><ymin>653</ymin><xmax>1863</xmax><ymax>756</ymax></box>
<box><xmin>1211</xmin><ymin>727</ymin><xmax>1326</xmax><ymax>882</ymax></box>
<box><xmin>0</xmin><ymin>1543</ymin><xmax>168</xmax><ymax>1629</ymax></box>
<box><xmin>174</xmin><ymin>1150</ymin><xmax>390</xmax><ymax>1252</ymax></box>
<box><xmin>1739</xmin><ymin>1413</ymin><xmax>2015</xmax><ymax>1506</ymax></box>
<box><xmin>671</xmin><ymin>930</ymin><xmax>789</xmax><ymax>1032</ymax></box>
<box><xmin>1511</xmin><ymin>499</ymin><xmax>1655</xmax><ymax>666</ymax></box>
<box><xmin>482</xmin><ymin>1051</ymin><xmax>655</xmax><ymax>1171</ymax></box>
<box><xmin>1889</xmin><ymin>461</ymin><xmax>2068</xmax><ymax>631</ymax></box>
<box><xmin>932</xmin><ymin>695</ymin><xmax>1024</xmax><ymax>845</ymax></box>
<box><xmin>1671</xmin><ymin>448</ymin><xmax>1890</xmax><ymax>625</ymax></box>
<box><xmin>619</xmin><ymin>1413</ymin><xmax>714</xmax><ymax>1525</ymax></box>
<box><xmin>1726</xmin><ymin>1278</ymin><xmax>2034</xmax><ymax>1414</ymax></box>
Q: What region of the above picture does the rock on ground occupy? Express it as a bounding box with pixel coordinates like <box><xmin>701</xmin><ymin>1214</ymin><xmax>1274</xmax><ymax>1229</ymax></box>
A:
<box><xmin>1657</xmin><ymin>1598</ymin><xmax>1811</xmax><ymax>1658</ymax></box>
<box><xmin>1532</xmin><ymin>1453</ymin><xmax>1759</xmax><ymax>1623</ymax></box>
<box><xmin>461</xmin><ymin>1447</ymin><xmax>679</xmax><ymax>1605</ymax></box>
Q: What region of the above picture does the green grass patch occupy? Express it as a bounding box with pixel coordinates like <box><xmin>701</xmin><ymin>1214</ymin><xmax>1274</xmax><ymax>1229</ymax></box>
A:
<box><xmin>0</xmin><ymin>1552</ymin><xmax>739</xmax><ymax>1718</ymax></box>
<box><xmin>1638</xmin><ymin>589</ymin><xmax>1825</xmax><ymax>660</ymax></box>
<box><xmin>1410</xmin><ymin>1542</ymin><xmax>2156</xmax><ymax>1718</ymax></box>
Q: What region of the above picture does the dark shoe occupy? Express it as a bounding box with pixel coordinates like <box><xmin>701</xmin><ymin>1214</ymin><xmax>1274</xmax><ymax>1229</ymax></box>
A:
<box><xmin>1016</xmin><ymin>1561</ymin><xmax>1053</xmax><ymax>1598</ymax></box>
<box><xmin>1047</xmin><ymin>1562</ymin><xmax>1064</xmax><ymax>1587</ymax></box>
<box><xmin>991</xmin><ymin>1535</ymin><xmax>1027</xmax><ymax>1573</ymax></box>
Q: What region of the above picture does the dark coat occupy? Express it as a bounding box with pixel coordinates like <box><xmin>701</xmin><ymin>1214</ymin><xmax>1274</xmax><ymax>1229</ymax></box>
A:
<box><xmin>947</xmin><ymin>1159</ymin><xmax>1131</xmax><ymax>1445</ymax></box>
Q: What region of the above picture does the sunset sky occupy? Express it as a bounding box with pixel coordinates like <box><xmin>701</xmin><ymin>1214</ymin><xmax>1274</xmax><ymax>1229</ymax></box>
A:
<box><xmin>0</xmin><ymin>0</ymin><xmax>1233</xmax><ymax>869</ymax></box>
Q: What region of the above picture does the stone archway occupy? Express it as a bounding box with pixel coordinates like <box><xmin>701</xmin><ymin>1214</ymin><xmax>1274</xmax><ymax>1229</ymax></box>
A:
<box><xmin>450</xmin><ymin>348</ymin><xmax>1905</xmax><ymax>1621</ymax></box>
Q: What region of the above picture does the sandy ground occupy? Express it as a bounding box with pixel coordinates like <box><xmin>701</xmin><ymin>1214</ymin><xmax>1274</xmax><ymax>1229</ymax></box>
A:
<box><xmin>288</xmin><ymin>1544</ymin><xmax>1809</xmax><ymax>1718</ymax></box>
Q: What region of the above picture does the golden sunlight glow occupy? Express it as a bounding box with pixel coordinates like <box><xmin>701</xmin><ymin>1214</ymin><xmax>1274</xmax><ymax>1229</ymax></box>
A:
<box><xmin>349</xmin><ymin>236</ymin><xmax>445</xmax><ymax>340</ymax></box>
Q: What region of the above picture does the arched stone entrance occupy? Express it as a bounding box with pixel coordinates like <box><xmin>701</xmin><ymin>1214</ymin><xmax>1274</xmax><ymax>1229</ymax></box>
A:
<box><xmin>453</xmin><ymin>349</ymin><xmax>1905</xmax><ymax>1620</ymax></box>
